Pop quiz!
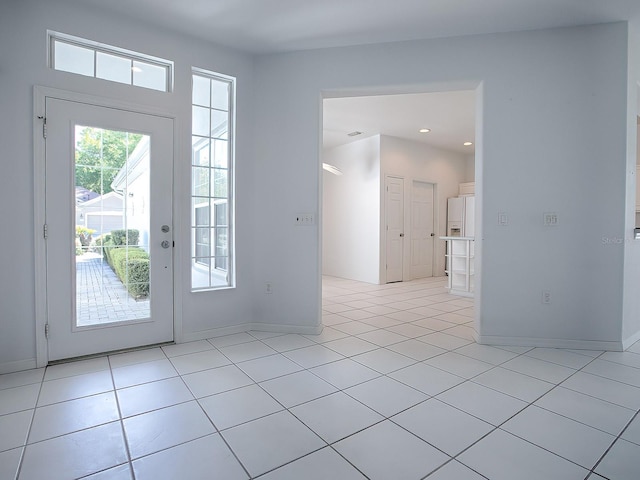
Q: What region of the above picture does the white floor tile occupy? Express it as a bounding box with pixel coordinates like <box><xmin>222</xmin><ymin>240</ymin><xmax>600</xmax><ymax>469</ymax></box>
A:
<box><xmin>561</xmin><ymin>371</ymin><xmax>640</xmax><ymax>410</ymax></box>
<box><xmin>208</xmin><ymin>332</ymin><xmax>256</xmax><ymax>348</ymax></box>
<box><xmin>472</xmin><ymin>366</ymin><xmax>555</xmax><ymax>402</ymax></box>
<box><xmin>390</xmin><ymin>362</ymin><xmax>465</xmax><ymax>396</ymax></box>
<box><xmin>418</xmin><ymin>332</ymin><xmax>472</xmax><ymax>350</ymax></box>
<box><xmin>161</xmin><ymin>339</ymin><xmax>214</xmax><ymax>358</ymax></box>
<box><xmin>406</xmin><ymin>306</ymin><xmax>447</xmax><ymax>318</ymax></box>
<box><xmin>412</xmin><ymin>318</ymin><xmax>456</xmax><ymax>332</ymax></box>
<box><xmin>393</xmin><ymin>398</ymin><xmax>493</xmax><ymax>456</ymax></box>
<box><xmin>260</xmin><ymin>370</ymin><xmax>337</xmax><ymax>408</ymax></box>
<box><xmin>443</xmin><ymin>325</ymin><xmax>476</xmax><ymax>341</ymax></box>
<box><xmin>358</xmin><ymin>315</ymin><xmax>404</xmax><ymax>328</ymax></box>
<box><xmin>29</xmin><ymin>392</ymin><xmax>119</xmax><ymax>443</ymax></box>
<box><xmin>108</xmin><ymin>347</ymin><xmax>166</xmax><ymax>368</ymax></box>
<box><xmin>334</xmin><ymin>420</ymin><xmax>449</xmax><ymax>480</ymax></box>
<box><xmin>344</xmin><ymin>376</ymin><xmax>427</xmax><ymax>417</ymax></box>
<box><xmin>309</xmin><ymin>358</ymin><xmax>381</xmax><ymax>389</ymax></box>
<box><xmin>502</xmin><ymin>405</ymin><xmax>615</xmax><ymax>468</ymax></box>
<box><xmin>19</xmin><ymin>422</ymin><xmax>128</xmax><ymax>480</ymax></box>
<box><xmin>432</xmin><ymin>312</ymin><xmax>471</xmax><ymax>325</ymax></box>
<box><xmin>111</xmin><ymin>358</ymin><xmax>178</xmax><ymax>389</ymax></box>
<box><xmin>282</xmin><ymin>344</ymin><xmax>344</xmax><ymax>369</ymax></box>
<box><xmin>455</xmin><ymin>343</ymin><xmax>520</xmax><ymax>365</ymax></box>
<box><xmin>248</xmin><ymin>330</ymin><xmax>288</xmax><ymax>340</ymax></box>
<box><xmin>0</xmin><ymin>384</ymin><xmax>39</xmax><ymax>415</ymax></box>
<box><xmin>352</xmin><ymin>348</ymin><xmax>416</xmax><ymax>374</ymax></box>
<box><xmin>182</xmin><ymin>364</ymin><xmax>253</xmax><ymax>398</ymax></box>
<box><xmin>123</xmin><ymin>401</ymin><xmax>215</xmax><ymax>459</ymax></box>
<box><xmin>291</xmin><ymin>391</ymin><xmax>383</xmax><ymax>443</ymax></box>
<box><xmin>0</xmin><ymin>410</ymin><xmax>32</xmax><ymax>452</ymax></box>
<box><xmin>168</xmin><ymin>349</ymin><xmax>231</xmax><ymax>375</ymax></box>
<box><xmin>259</xmin><ymin>447</ymin><xmax>367</xmax><ymax>480</ymax></box>
<box><xmin>83</xmin><ymin>464</ymin><xmax>133</xmax><ymax>480</ymax></box>
<box><xmin>582</xmin><ymin>358</ymin><xmax>640</xmax><ymax>387</ymax></box>
<box><xmin>0</xmin><ymin>447</ymin><xmax>22</xmax><ymax>480</ymax></box>
<box><xmin>600</xmin><ymin>351</ymin><xmax>640</xmax><ymax>369</ymax></box>
<box><xmin>261</xmin><ymin>334</ymin><xmax>316</xmax><ymax>352</ymax></box>
<box><xmin>332</xmin><ymin>321</ymin><xmax>379</xmax><ymax>335</ymax></box>
<box><xmin>0</xmin><ymin>369</ymin><xmax>44</xmax><ymax>391</ymax></box>
<box><xmin>436</xmin><ymin>382</ymin><xmax>527</xmax><ymax>426</ymax></box>
<box><xmin>237</xmin><ymin>354</ymin><xmax>303</xmax><ymax>382</ymax></box>
<box><xmin>459</xmin><ymin>429</ymin><xmax>588</xmax><ymax>480</ymax></box>
<box><xmin>386</xmin><ymin>339</ymin><xmax>446</xmax><ymax>361</ymax></box>
<box><xmin>44</xmin><ymin>357</ymin><xmax>110</xmax><ymax>381</ymax></box>
<box><xmin>622</xmin><ymin>414</ymin><xmax>640</xmax><ymax>445</ymax></box>
<box><xmin>425</xmin><ymin>460</ymin><xmax>486</xmax><ymax>480</ymax></box>
<box><xmin>535</xmin><ymin>386</ymin><xmax>636</xmax><ymax>435</ymax></box>
<box><xmin>323</xmin><ymin>337</ymin><xmax>378</xmax><ymax>357</ymax></box>
<box><xmin>523</xmin><ymin>347</ymin><xmax>594</xmax><ymax>369</ymax></box>
<box><xmin>356</xmin><ymin>329</ymin><xmax>407</xmax><ymax>347</ymax></box>
<box><xmin>424</xmin><ymin>352</ymin><xmax>493</xmax><ymax>379</ymax></box>
<box><xmin>219</xmin><ymin>341</ymin><xmax>278</xmax><ymax>363</ymax></box>
<box><xmin>38</xmin><ymin>370</ymin><xmax>113</xmax><ymax>406</ymax></box>
<box><xmin>222</xmin><ymin>411</ymin><xmax>324</xmax><ymax>477</ymax></box>
<box><xmin>501</xmin><ymin>355</ymin><xmax>576</xmax><ymax>384</ymax></box>
<box><xmin>386</xmin><ymin>323</ymin><xmax>434</xmax><ymax>338</ymax></box>
<box><xmin>199</xmin><ymin>384</ymin><xmax>283</xmax><ymax>430</ymax></box>
<box><xmin>595</xmin><ymin>439</ymin><xmax>640</xmax><ymax>480</ymax></box>
<box><xmin>338</xmin><ymin>309</ymin><xmax>378</xmax><ymax>321</ymax></box>
<box><xmin>116</xmin><ymin>377</ymin><xmax>194</xmax><ymax>418</ymax></box>
<box><xmin>132</xmin><ymin>434</ymin><xmax>247</xmax><ymax>480</ymax></box>
<box><xmin>303</xmin><ymin>326</ymin><xmax>350</xmax><ymax>343</ymax></box>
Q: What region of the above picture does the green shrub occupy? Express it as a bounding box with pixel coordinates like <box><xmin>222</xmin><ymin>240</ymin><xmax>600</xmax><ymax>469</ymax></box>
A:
<box><xmin>105</xmin><ymin>246</ymin><xmax>150</xmax><ymax>298</ymax></box>
<box><xmin>111</xmin><ymin>229</ymin><xmax>139</xmax><ymax>246</ymax></box>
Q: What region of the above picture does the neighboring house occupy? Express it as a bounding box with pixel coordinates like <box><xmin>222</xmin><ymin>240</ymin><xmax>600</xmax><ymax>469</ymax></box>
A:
<box><xmin>110</xmin><ymin>136</ymin><xmax>150</xmax><ymax>251</ymax></box>
<box><xmin>75</xmin><ymin>191</ymin><xmax>124</xmax><ymax>237</ymax></box>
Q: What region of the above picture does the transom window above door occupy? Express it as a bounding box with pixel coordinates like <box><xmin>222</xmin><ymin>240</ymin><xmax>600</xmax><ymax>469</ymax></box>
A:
<box><xmin>48</xmin><ymin>31</ymin><xmax>174</xmax><ymax>92</ymax></box>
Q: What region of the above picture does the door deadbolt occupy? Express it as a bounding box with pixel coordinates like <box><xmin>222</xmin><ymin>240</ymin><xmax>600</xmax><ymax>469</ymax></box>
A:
<box><xmin>161</xmin><ymin>225</ymin><xmax>170</xmax><ymax>233</ymax></box>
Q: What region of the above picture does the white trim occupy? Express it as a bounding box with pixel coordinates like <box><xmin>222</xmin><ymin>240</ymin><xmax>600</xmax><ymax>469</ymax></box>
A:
<box><xmin>33</xmin><ymin>86</ymin><xmax>180</xmax><ymax>367</ymax></box>
<box><xmin>475</xmin><ymin>332</ymin><xmax>624</xmax><ymax>352</ymax></box>
<box><xmin>181</xmin><ymin>322</ymin><xmax>323</xmax><ymax>343</ymax></box>
<box><xmin>622</xmin><ymin>328</ymin><xmax>640</xmax><ymax>351</ymax></box>
<box><xmin>0</xmin><ymin>359</ymin><xmax>38</xmax><ymax>375</ymax></box>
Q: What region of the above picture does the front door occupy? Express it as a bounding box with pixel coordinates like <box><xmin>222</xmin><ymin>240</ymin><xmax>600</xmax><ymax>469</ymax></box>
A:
<box><xmin>44</xmin><ymin>97</ymin><xmax>174</xmax><ymax>361</ymax></box>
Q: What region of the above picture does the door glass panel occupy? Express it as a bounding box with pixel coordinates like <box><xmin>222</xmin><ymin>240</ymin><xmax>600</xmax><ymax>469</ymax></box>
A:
<box><xmin>74</xmin><ymin>125</ymin><xmax>150</xmax><ymax>326</ymax></box>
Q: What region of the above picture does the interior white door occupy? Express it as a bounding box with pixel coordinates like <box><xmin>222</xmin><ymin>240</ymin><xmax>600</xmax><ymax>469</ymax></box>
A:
<box><xmin>386</xmin><ymin>176</ymin><xmax>404</xmax><ymax>283</ymax></box>
<box><xmin>44</xmin><ymin>97</ymin><xmax>174</xmax><ymax>361</ymax></box>
<box><xmin>411</xmin><ymin>181</ymin><xmax>435</xmax><ymax>279</ymax></box>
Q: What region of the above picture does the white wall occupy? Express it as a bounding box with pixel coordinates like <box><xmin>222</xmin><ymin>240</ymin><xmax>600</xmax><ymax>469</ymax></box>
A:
<box><xmin>465</xmin><ymin>155</ymin><xmax>476</xmax><ymax>183</ymax></box>
<box><xmin>380</xmin><ymin>135</ymin><xmax>468</xmax><ymax>278</ymax></box>
<box><xmin>252</xmin><ymin>22</ymin><xmax>635</xmax><ymax>350</ymax></box>
<box><xmin>0</xmin><ymin>0</ymin><xmax>256</xmax><ymax>371</ymax></box>
<box><xmin>322</xmin><ymin>136</ymin><xmax>381</xmax><ymax>283</ymax></box>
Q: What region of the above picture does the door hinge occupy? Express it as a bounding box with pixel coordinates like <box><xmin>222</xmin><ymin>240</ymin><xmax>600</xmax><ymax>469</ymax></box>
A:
<box><xmin>38</xmin><ymin>116</ymin><xmax>47</xmax><ymax>139</ymax></box>
<box><xmin>44</xmin><ymin>323</ymin><xmax>50</xmax><ymax>338</ymax></box>
<box><xmin>43</xmin><ymin>224</ymin><xmax>48</xmax><ymax>239</ymax></box>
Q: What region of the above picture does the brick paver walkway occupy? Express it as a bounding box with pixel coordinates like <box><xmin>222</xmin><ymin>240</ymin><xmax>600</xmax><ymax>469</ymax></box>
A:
<box><xmin>76</xmin><ymin>252</ymin><xmax>150</xmax><ymax>326</ymax></box>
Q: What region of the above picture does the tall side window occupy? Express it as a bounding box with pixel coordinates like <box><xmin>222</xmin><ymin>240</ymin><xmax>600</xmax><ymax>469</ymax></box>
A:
<box><xmin>191</xmin><ymin>70</ymin><xmax>235</xmax><ymax>290</ymax></box>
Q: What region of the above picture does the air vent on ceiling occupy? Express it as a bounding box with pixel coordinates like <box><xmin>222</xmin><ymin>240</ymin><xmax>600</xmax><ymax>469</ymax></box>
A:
<box><xmin>347</xmin><ymin>131</ymin><xmax>363</xmax><ymax>137</ymax></box>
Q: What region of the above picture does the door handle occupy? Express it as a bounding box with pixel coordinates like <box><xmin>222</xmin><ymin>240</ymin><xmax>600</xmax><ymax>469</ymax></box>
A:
<box><xmin>399</xmin><ymin>233</ymin><xmax>404</xmax><ymax>237</ymax></box>
<box><xmin>161</xmin><ymin>240</ymin><xmax>171</xmax><ymax>249</ymax></box>
<box><xmin>430</xmin><ymin>233</ymin><xmax>435</xmax><ymax>237</ymax></box>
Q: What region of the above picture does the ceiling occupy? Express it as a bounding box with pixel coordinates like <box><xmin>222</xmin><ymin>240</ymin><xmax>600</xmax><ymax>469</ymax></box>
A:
<box><xmin>69</xmin><ymin>0</ymin><xmax>640</xmax><ymax>55</ymax></box>
<box><xmin>65</xmin><ymin>0</ymin><xmax>639</xmax><ymax>154</ymax></box>
<box><xmin>323</xmin><ymin>91</ymin><xmax>476</xmax><ymax>154</ymax></box>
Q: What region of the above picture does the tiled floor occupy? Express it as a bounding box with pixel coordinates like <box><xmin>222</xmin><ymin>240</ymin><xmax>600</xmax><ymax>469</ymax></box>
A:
<box><xmin>2</xmin><ymin>275</ymin><xmax>640</xmax><ymax>479</ymax></box>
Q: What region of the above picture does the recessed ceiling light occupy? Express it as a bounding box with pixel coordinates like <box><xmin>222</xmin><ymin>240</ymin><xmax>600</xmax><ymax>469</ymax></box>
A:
<box><xmin>347</xmin><ymin>131</ymin><xmax>363</xmax><ymax>137</ymax></box>
<box><xmin>419</xmin><ymin>128</ymin><xmax>431</xmax><ymax>133</ymax></box>
<box><xmin>463</xmin><ymin>141</ymin><xmax>473</xmax><ymax>146</ymax></box>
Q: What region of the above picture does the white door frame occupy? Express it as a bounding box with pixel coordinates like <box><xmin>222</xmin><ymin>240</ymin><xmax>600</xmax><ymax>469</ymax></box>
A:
<box><xmin>33</xmin><ymin>86</ymin><xmax>181</xmax><ymax>367</ymax></box>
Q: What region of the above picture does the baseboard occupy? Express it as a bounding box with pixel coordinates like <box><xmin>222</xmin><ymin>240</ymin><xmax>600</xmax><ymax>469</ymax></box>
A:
<box><xmin>474</xmin><ymin>332</ymin><xmax>624</xmax><ymax>352</ymax></box>
<box><xmin>622</xmin><ymin>329</ymin><xmax>640</xmax><ymax>351</ymax></box>
<box><xmin>0</xmin><ymin>358</ymin><xmax>37</xmax><ymax>375</ymax></box>
<box><xmin>181</xmin><ymin>322</ymin><xmax>323</xmax><ymax>343</ymax></box>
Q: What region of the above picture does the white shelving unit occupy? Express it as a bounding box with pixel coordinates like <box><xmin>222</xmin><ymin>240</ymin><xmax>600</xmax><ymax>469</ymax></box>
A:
<box><xmin>441</xmin><ymin>236</ymin><xmax>474</xmax><ymax>297</ymax></box>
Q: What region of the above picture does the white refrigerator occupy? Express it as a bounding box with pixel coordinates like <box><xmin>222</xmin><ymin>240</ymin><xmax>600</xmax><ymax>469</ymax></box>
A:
<box><xmin>447</xmin><ymin>196</ymin><xmax>475</xmax><ymax>237</ymax></box>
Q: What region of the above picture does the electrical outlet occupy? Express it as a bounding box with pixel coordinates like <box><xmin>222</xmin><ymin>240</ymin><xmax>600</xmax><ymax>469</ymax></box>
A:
<box><xmin>498</xmin><ymin>212</ymin><xmax>509</xmax><ymax>226</ymax></box>
<box><xmin>265</xmin><ymin>282</ymin><xmax>273</xmax><ymax>294</ymax></box>
<box><xmin>541</xmin><ymin>290</ymin><xmax>551</xmax><ymax>304</ymax></box>
<box><xmin>543</xmin><ymin>212</ymin><xmax>558</xmax><ymax>226</ymax></box>
<box><xmin>295</xmin><ymin>213</ymin><xmax>315</xmax><ymax>226</ymax></box>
